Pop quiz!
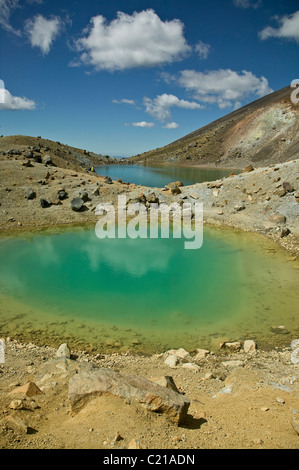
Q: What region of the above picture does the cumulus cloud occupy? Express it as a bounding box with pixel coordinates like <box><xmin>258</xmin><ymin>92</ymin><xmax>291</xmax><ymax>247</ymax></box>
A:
<box><xmin>175</xmin><ymin>69</ymin><xmax>272</xmax><ymax>109</ymax></box>
<box><xmin>0</xmin><ymin>80</ymin><xmax>36</xmax><ymax>110</ymax></box>
<box><xmin>130</xmin><ymin>121</ymin><xmax>155</xmax><ymax>128</ymax></box>
<box><xmin>112</xmin><ymin>98</ymin><xmax>136</xmax><ymax>105</ymax></box>
<box><xmin>195</xmin><ymin>41</ymin><xmax>211</xmax><ymax>59</ymax></box>
<box><xmin>233</xmin><ymin>0</ymin><xmax>262</xmax><ymax>8</ymax></box>
<box><xmin>25</xmin><ymin>14</ymin><xmax>62</xmax><ymax>54</ymax></box>
<box><xmin>259</xmin><ymin>10</ymin><xmax>299</xmax><ymax>42</ymax></box>
<box><xmin>144</xmin><ymin>93</ymin><xmax>202</xmax><ymax>122</ymax></box>
<box><xmin>74</xmin><ymin>9</ymin><xmax>191</xmax><ymax>71</ymax></box>
<box><xmin>163</xmin><ymin>122</ymin><xmax>179</xmax><ymax>129</ymax></box>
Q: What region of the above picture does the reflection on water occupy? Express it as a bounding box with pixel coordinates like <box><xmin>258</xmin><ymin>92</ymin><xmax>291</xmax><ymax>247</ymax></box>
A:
<box><xmin>0</xmin><ymin>226</ymin><xmax>298</xmax><ymax>353</ymax></box>
<box><xmin>95</xmin><ymin>164</ymin><xmax>236</xmax><ymax>187</ymax></box>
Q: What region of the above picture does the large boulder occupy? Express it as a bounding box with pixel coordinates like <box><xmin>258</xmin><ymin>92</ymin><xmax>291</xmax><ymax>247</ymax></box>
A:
<box><xmin>68</xmin><ymin>368</ymin><xmax>190</xmax><ymax>425</ymax></box>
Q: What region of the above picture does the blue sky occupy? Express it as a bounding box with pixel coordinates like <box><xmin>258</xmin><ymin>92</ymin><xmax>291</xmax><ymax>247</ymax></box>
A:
<box><xmin>0</xmin><ymin>0</ymin><xmax>298</xmax><ymax>157</ymax></box>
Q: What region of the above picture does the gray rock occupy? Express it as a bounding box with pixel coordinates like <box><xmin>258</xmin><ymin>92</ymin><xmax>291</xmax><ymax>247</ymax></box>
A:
<box><xmin>280</xmin><ymin>227</ymin><xmax>290</xmax><ymax>238</ymax></box>
<box><xmin>234</xmin><ymin>203</ymin><xmax>245</xmax><ymax>212</ymax></box>
<box><xmin>290</xmin><ymin>339</ymin><xmax>299</xmax><ymax>350</ymax></box>
<box><xmin>164</xmin><ymin>355</ymin><xmax>179</xmax><ymax>368</ymax></box>
<box><xmin>71</xmin><ymin>197</ymin><xmax>84</xmax><ymax>211</ymax></box>
<box><xmin>168</xmin><ymin>182</ymin><xmax>181</xmax><ymax>195</ymax></box>
<box><xmin>243</xmin><ymin>340</ymin><xmax>257</xmax><ymax>353</ymax></box>
<box><xmin>104</xmin><ymin>176</ymin><xmax>113</xmax><ymax>184</ymax></box>
<box><xmin>26</xmin><ymin>188</ymin><xmax>36</xmax><ymax>200</ymax></box>
<box><xmin>290</xmin><ymin>349</ymin><xmax>299</xmax><ymax>365</ymax></box>
<box><xmin>40</xmin><ymin>198</ymin><xmax>52</xmax><ymax>208</ymax></box>
<box><xmin>267</xmin><ymin>214</ymin><xmax>286</xmax><ymax>225</ymax></box>
<box><xmin>33</xmin><ymin>154</ymin><xmax>42</xmax><ymax>163</ymax></box>
<box><xmin>282</xmin><ymin>181</ymin><xmax>294</xmax><ymax>193</ymax></box>
<box><xmin>56</xmin><ymin>343</ymin><xmax>71</xmax><ymax>359</ymax></box>
<box><xmin>42</xmin><ymin>154</ymin><xmax>52</xmax><ymax>165</ymax></box>
<box><xmin>23</xmin><ymin>151</ymin><xmax>33</xmax><ymax>158</ymax></box>
<box><xmin>68</xmin><ymin>367</ymin><xmax>190</xmax><ymax>424</ymax></box>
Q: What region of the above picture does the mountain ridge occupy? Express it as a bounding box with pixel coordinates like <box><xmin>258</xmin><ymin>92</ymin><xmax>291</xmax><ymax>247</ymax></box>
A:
<box><xmin>129</xmin><ymin>85</ymin><xmax>299</xmax><ymax>169</ymax></box>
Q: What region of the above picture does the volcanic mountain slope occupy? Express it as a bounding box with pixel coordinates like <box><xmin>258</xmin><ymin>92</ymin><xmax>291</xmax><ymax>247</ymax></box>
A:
<box><xmin>0</xmin><ymin>135</ymin><xmax>116</xmax><ymax>172</ymax></box>
<box><xmin>129</xmin><ymin>86</ymin><xmax>299</xmax><ymax>169</ymax></box>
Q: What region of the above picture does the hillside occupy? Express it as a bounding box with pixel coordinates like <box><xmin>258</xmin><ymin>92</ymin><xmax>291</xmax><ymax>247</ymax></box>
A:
<box><xmin>129</xmin><ymin>86</ymin><xmax>299</xmax><ymax>168</ymax></box>
<box><xmin>0</xmin><ymin>135</ymin><xmax>116</xmax><ymax>172</ymax></box>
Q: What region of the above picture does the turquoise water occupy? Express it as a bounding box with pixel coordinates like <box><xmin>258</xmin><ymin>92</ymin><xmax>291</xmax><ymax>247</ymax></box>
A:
<box><xmin>95</xmin><ymin>164</ymin><xmax>235</xmax><ymax>187</ymax></box>
<box><xmin>0</xmin><ymin>226</ymin><xmax>298</xmax><ymax>352</ymax></box>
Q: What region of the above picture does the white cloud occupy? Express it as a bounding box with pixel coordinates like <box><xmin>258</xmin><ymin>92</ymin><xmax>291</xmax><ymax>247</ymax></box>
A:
<box><xmin>144</xmin><ymin>93</ymin><xmax>202</xmax><ymax>122</ymax></box>
<box><xmin>195</xmin><ymin>41</ymin><xmax>211</xmax><ymax>59</ymax></box>
<box><xmin>0</xmin><ymin>0</ymin><xmax>21</xmax><ymax>35</ymax></box>
<box><xmin>175</xmin><ymin>69</ymin><xmax>272</xmax><ymax>109</ymax></box>
<box><xmin>233</xmin><ymin>0</ymin><xmax>261</xmax><ymax>8</ymax></box>
<box><xmin>0</xmin><ymin>80</ymin><xmax>36</xmax><ymax>110</ymax></box>
<box><xmin>25</xmin><ymin>14</ymin><xmax>62</xmax><ymax>54</ymax></box>
<box><xmin>259</xmin><ymin>10</ymin><xmax>299</xmax><ymax>42</ymax></box>
<box><xmin>74</xmin><ymin>9</ymin><xmax>191</xmax><ymax>71</ymax></box>
<box><xmin>112</xmin><ymin>99</ymin><xmax>136</xmax><ymax>105</ymax></box>
<box><xmin>131</xmin><ymin>121</ymin><xmax>155</xmax><ymax>128</ymax></box>
<box><xmin>0</xmin><ymin>0</ymin><xmax>44</xmax><ymax>36</ymax></box>
<box><xmin>163</xmin><ymin>122</ymin><xmax>179</xmax><ymax>129</ymax></box>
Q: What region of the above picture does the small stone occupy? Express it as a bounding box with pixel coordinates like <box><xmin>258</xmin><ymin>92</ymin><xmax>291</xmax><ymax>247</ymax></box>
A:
<box><xmin>280</xmin><ymin>228</ymin><xmax>290</xmax><ymax>238</ymax></box>
<box><xmin>56</xmin><ymin>343</ymin><xmax>71</xmax><ymax>358</ymax></box>
<box><xmin>282</xmin><ymin>182</ymin><xmax>294</xmax><ymax>192</ymax></box>
<box><xmin>104</xmin><ymin>176</ymin><xmax>113</xmax><ymax>184</ymax></box>
<box><xmin>270</xmin><ymin>325</ymin><xmax>289</xmax><ymax>335</ymax></box>
<box><xmin>243</xmin><ymin>165</ymin><xmax>254</xmax><ymax>173</ymax></box>
<box><xmin>243</xmin><ymin>340</ymin><xmax>257</xmax><ymax>353</ymax></box>
<box><xmin>290</xmin><ymin>348</ymin><xmax>299</xmax><ymax>365</ymax></box>
<box><xmin>276</xmin><ymin>397</ymin><xmax>285</xmax><ymax>405</ymax></box>
<box><xmin>1</xmin><ymin>415</ymin><xmax>28</xmax><ymax>434</ymax></box>
<box><xmin>26</xmin><ymin>188</ymin><xmax>36</xmax><ymax>200</ymax></box>
<box><xmin>165</xmin><ymin>355</ymin><xmax>179</xmax><ymax>368</ymax></box>
<box><xmin>40</xmin><ymin>198</ymin><xmax>52</xmax><ymax>208</ymax></box>
<box><xmin>261</xmin><ymin>407</ymin><xmax>270</xmax><ymax>412</ymax></box>
<box><xmin>290</xmin><ymin>339</ymin><xmax>299</xmax><ymax>350</ymax></box>
<box><xmin>42</xmin><ymin>154</ymin><xmax>52</xmax><ymax>165</ymax></box>
<box><xmin>22</xmin><ymin>160</ymin><xmax>33</xmax><ymax>167</ymax></box>
<box><xmin>234</xmin><ymin>203</ymin><xmax>245</xmax><ymax>212</ymax></box>
<box><xmin>168</xmin><ymin>182</ymin><xmax>181</xmax><ymax>195</ymax></box>
<box><xmin>9</xmin><ymin>381</ymin><xmax>43</xmax><ymax>398</ymax></box>
<box><xmin>195</xmin><ymin>349</ymin><xmax>210</xmax><ymax>360</ymax></box>
<box><xmin>181</xmin><ymin>363</ymin><xmax>200</xmax><ymax>372</ymax></box>
<box><xmin>221</xmin><ymin>360</ymin><xmax>244</xmax><ymax>370</ymax></box>
<box><xmin>274</xmin><ymin>188</ymin><xmax>287</xmax><ymax>197</ymax></box>
<box><xmin>221</xmin><ymin>341</ymin><xmax>242</xmax><ymax>351</ymax></box>
<box><xmin>128</xmin><ymin>438</ymin><xmax>146</xmax><ymax>449</ymax></box>
<box><xmin>71</xmin><ymin>197</ymin><xmax>84</xmax><ymax>212</ymax></box>
<box><xmin>267</xmin><ymin>214</ymin><xmax>286</xmax><ymax>225</ymax></box>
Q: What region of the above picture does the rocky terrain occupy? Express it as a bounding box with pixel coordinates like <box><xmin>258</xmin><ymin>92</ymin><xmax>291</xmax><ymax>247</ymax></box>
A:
<box><xmin>0</xmin><ymin>135</ymin><xmax>116</xmax><ymax>172</ymax></box>
<box><xmin>0</xmin><ymin>143</ymin><xmax>298</xmax><ymax>254</ymax></box>
<box><xmin>0</xmin><ymin>130</ymin><xmax>298</xmax><ymax>449</ymax></box>
<box><xmin>129</xmin><ymin>86</ymin><xmax>299</xmax><ymax>169</ymax></box>
<box><xmin>0</xmin><ymin>338</ymin><xmax>298</xmax><ymax>449</ymax></box>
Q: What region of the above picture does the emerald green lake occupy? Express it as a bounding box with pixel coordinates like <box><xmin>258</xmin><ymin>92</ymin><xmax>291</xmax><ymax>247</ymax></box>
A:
<box><xmin>0</xmin><ymin>226</ymin><xmax>298</xmax><ymax>353</ymax></box>
<box><xmin>95</xmin><ymin>164</ymin><xmax>235</xmax><ymax>187</ymax></box>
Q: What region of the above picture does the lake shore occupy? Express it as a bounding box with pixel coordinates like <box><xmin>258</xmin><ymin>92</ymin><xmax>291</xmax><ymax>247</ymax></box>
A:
<box><xmin>0</xmin><ymin>336</ymin><xmax>298</xmax><ymax>449</ymax></box>
<box><xmin>0</xmin><ymin>154</ymin><xmax>298</xmax><ymax>255</ymax></box>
